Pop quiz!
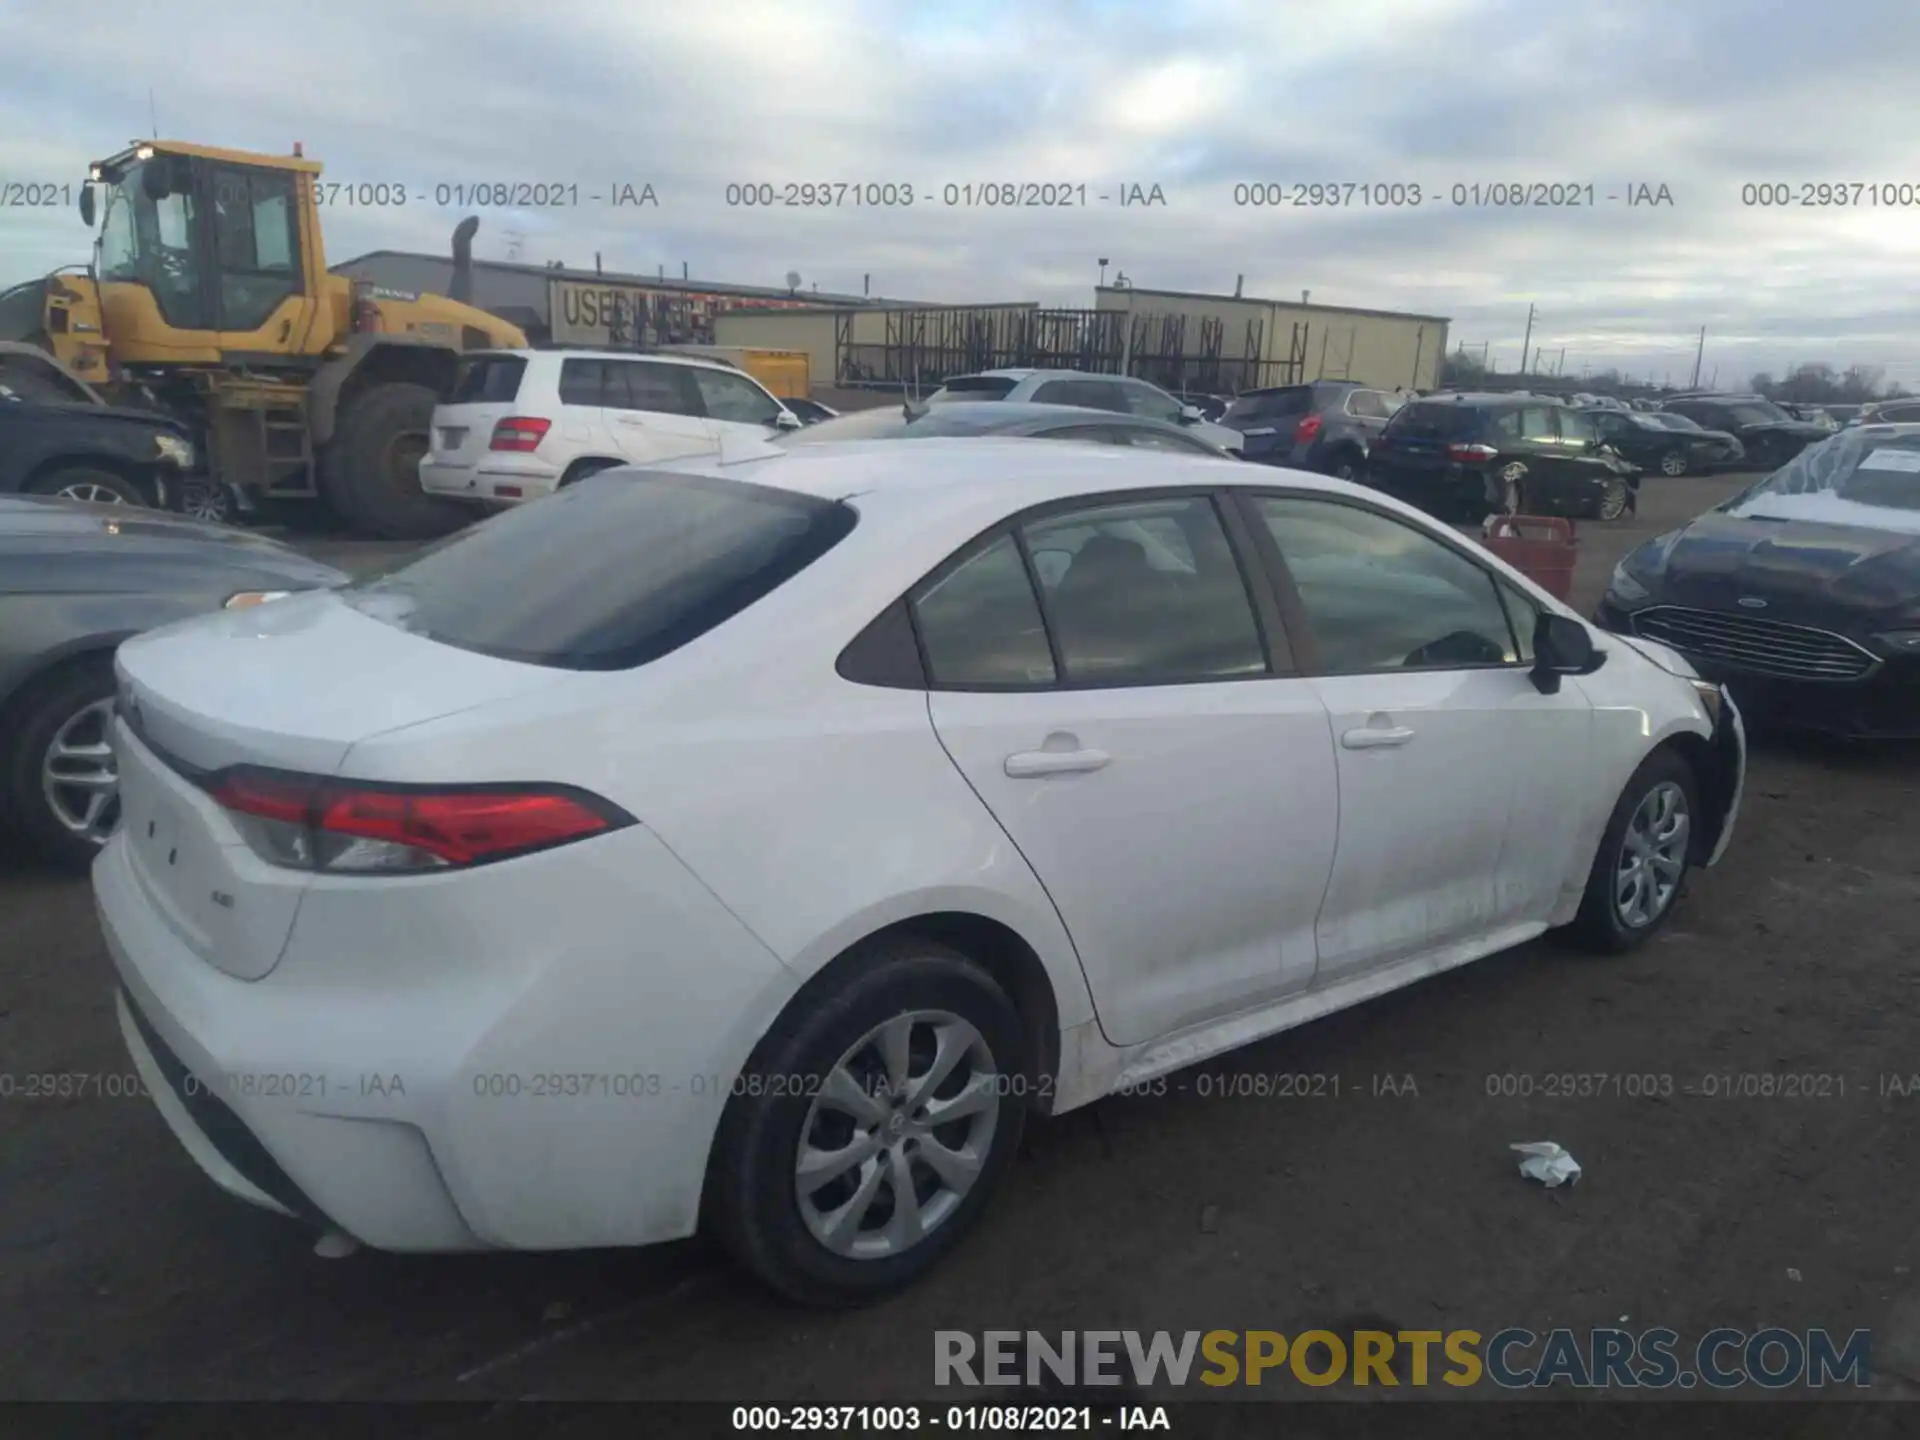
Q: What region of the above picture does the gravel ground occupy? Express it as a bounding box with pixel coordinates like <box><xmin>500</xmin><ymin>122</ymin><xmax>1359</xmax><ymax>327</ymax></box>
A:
<box><xmin>3</xmin><ymin>471</ymin><xmax>1918</xmax><ymax>1414</ymax></box>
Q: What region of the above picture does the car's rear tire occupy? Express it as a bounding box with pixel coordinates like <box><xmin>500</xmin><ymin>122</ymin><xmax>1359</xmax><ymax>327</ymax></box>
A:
<box><xmin>0</xmin><ymin>656</ymin><xmax>121</xmax><ymax>871</ymax></box>
<box><xmin>27</xmin><ymin>466</ymin><xmax>149</xmax><ymax>507</ymax></box>
<box><xmin>706</xmin><ymin>936</ymin><xmax>1029</xmax><ymax>1307</ymax></box>
<box><xmin>1566</xmin><ymin>748</ymin><xmax>1699</xmax><ymax>953</ymax></box>
<box><xmin>1658</xmin><ymin>449</ymin><xmax>1689</xmax><ymax>477</ymax></box>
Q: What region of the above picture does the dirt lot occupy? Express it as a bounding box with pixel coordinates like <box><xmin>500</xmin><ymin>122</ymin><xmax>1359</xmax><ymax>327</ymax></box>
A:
<box><xmin>3</xmin><ymin>471</ymin><xmax>1919</xmax><ymax>1412</ymax></box>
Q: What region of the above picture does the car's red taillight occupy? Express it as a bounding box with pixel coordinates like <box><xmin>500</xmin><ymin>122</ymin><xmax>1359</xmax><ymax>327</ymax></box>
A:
<box><xmin>1447</xmin><ymin>442</ymin><xmax>1500</xmax><ymax>462</ymax></box>
<box><xmin>490</xmin><ymin>417</ymin><xmax>552</xmax><ymax>452</ymax></box>
<box><xmin>1294</xmin><ymin>413</ymin><xmax>1323</xmax><ymax>444</ymax></box>
<box><xmin>206</xmin><ymin>767</ymin><xmax>630</xmax><ymax>873</ymax></box>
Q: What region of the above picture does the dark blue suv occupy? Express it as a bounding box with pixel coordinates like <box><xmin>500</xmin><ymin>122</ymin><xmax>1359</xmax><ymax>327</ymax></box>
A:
<box><xmin>1218</xmin><ymin>380</ymin><xmax>1402</xmax><ymax>478</ymax></box>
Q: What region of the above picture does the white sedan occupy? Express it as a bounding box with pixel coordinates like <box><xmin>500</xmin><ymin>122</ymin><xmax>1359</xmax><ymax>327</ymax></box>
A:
<box><xmin>96</xmin><ymin>439</ymin><xmax>1745</xmax><ymax>1305</ymax></box>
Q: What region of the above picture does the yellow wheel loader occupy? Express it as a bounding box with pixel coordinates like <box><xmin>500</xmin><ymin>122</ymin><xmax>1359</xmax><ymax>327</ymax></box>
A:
<box><xmin>0</xmin><ymin>140</ymin><xmax>527</xmax><ymax>538</ymax></box>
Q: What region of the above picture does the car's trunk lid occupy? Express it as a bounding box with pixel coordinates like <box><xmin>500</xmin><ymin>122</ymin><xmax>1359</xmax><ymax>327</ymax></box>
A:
<box><xmin>113</xmin><ymin>592</ymin><xmax>562</xmax><ymax>979</ymax></box>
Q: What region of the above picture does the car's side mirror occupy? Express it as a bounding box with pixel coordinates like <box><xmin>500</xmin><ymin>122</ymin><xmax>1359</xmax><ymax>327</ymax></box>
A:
<box><xmin>772</xmin><ymin>410</ymin><xmax>802</xmax><ymax>431</ymax></box>
<box><xmin>1179</xmin><ymin>404</ymin><xmax>1203</xmax><ymax>423</ymax></box>
<box><xmin>1531</xmin><ymin>613</ymin><xmax>1605</xmax><ymax>694</ymax></box>
<box><xmin>78</xmin><ymin>184</ymin><xmax>95</xmax><ymax>228</ymax></box>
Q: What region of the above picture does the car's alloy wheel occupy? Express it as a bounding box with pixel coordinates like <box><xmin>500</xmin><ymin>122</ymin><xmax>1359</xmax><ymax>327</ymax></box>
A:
<box><xmin>794</xmin><ymin>1010</ymin><xmax>1001</xmax><ymax>1260</ymax></box>
<box><xmin>181</xmin><ymin>480</ymin><xmax>234</xmax><ymax>524</ymax></box>
<box><xmin>1567</xmin><ymin>748</ymin><xmax>1699</xmax><ymax>953</ymax></box>
<box><xmin>56</xmin><ymin>480</ymin><xmax>129</xmax><ymax>505</ymax></box>
<box><xmin>1659</xmin><ymin>449</ymin><xmax>1688</xmax><ymax>477</ymax></box>
<box><xmin>1597</xmin><ymin>478</ymin><xmax>1630</xmax><ymax>521</ymax></box>
<box><xmin>42</xmin><ymin>697</ymin><xmax>121</xmax><ymax>846</ymax></box>
<box><xmin>1614</xmin><ymin>780</ymin><xmax>1689</xmax><ymax>929</ymax></box>
<box><xmin>1331</xmin><ymin>457</ymin><xmax>1358</xmax><ymax>481</ymax></box>
<box><xmin>705</xmin><ymin>938</ymin><xmax>1027</xmax><ymax>1305</ymax></box>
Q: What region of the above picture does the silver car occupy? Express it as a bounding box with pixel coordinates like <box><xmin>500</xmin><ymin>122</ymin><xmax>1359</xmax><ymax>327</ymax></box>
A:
<box><xmin>926</xmin><ymin>369</ymin><xmax>1245</xmax><ymax>453</ymax></box>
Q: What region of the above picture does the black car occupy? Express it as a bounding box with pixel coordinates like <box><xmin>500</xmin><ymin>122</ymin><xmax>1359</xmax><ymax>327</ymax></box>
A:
<box><xmin>1217</xmin><ymin>380</ymin><xmax>1400</xmax><ymax>479</ymax></box>
<box><xmin>775</xmin><ymin>400</ymin><xmax>1233</xmax><ymax>455</ymax></box>
<box><xmin>1363</xmin><ymin>392</ymin><xmax>1639</xmax><ymax>522</ymax></box>
<box><xmin>1594</xmin><ymin>424</ymin><xmax>1920</xmax><ymax>737</ymax></box>
<box><xmin>0</xmin><ymin>341</ymin><xmax>197</xmax><ymax>511</ymax></box>
<box><xmin>1588</xmin><ymin>409</ymin><xmax>1744</xmax><ymax>476</ymax></box>
<box><xmin>0</xmin><ymin>497</ymin><xmax>347</xmax><ymax>867</ymax></box>
<box><xmin>1658</xmin><ymin>394</ymin><xmax>1828</xmax><ymax>471</ymax></box>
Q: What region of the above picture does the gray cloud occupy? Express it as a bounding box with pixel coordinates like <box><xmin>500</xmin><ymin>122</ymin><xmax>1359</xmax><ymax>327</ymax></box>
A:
<box><xmin>2</xmin><ymin>0</ymin><xmax>1915</xmax><ymax>385</ymax></box>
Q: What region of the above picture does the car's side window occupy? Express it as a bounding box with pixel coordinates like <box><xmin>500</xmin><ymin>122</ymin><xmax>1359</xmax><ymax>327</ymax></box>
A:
<box><xmin>1517</xmin><ymin>407</ymin><xmax>1555</xmax><ymax>440</ymax></box>
<box><xmin>1030</xmin><ymin>379</ymin><xmax>1089</xmax><ymax>407</ymax></box>
<box><xmin>1018</xmin><ymin>495</ymin><xmax>1266</xmax><ymax>685</ymax></box>
<box><xmin>1120</xmin><ymin>380</ymin><xmax>1182</xmax><ymax>422</ymax></box>
<box><xmin>1082</xmin><ymin>382</ymin><xmax>1134</xmax><ymax>415</ymax></box>
<box><xmin>1039</xmin><ymin>424</ymin><xmax>1133</xmax><ymax>448</ymax></box>
<box><xmin>1346</xmin><ymin>389</ymin><xmax>1387</xmax><ymax>419</ymax></box>
<box><xmin>1254</xmin><ymin>496</ymin><xmax>1521</xmax><ymax>673</ymax></box>
<box><xmin>558</xmin><ymin>358</ymin><xmax>611</xmax><ymax>407</ymax></box>
<box><xmin>1124</xmin><ymin>428</ymin><xmax>1220</xmax><ymax>454</ymax></box>
<box><xmin>617</xmin><ymin>361</ymin><xmax>702</xmax><ymax>417</ymax></box>
<box><xmin>911</xmin><ymin>535</ymin><xmax>1057</xmax><ymax>687</ymax></box>
<box><xmin>691</xmin><ymin>368</ymin><xmax>782</xmax><ymax>425</ymax></box>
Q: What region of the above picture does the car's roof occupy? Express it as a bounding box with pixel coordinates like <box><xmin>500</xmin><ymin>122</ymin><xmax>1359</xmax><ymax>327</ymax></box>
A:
<box><xmin>901</xmin><ymin>400</ymin><xmax>1180</xmax><ymax>427</ymax></box>
<box><xmin>470</xmin><ymin>348</ymin><xmax>741</xmax><ymax>376</ymax></box>
<box><xmin>957</xmin><ymin>368</ymin><xmax>1131</xmax><ymax>383</ymax></box>
<box><xmin>664</xmin><ymin>435</ymin><xmax>1284</xmax><ymax>507</ymax></box>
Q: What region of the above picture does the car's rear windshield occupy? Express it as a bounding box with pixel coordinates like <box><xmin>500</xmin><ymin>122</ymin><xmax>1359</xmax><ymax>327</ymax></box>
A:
<box><xmin>340</xmin><ymin>472</ymin><xmax>857</xmax><ymax>670</ymax></box>
<box><xmin>1723</xmin><ymin>430</ymin><xmax>1920</xmax><ymax>529</ymax></box>
<box><xmin>928</xmin><ymin>376</ymin><xmax>1017</xmax><ymax>403</ymax></box>
<box><xmin>1383</xmin><ymin>400</ymin><xmax>1483</xmax><ymax>438</ymax></box>
<box><xmin>449</xmin><ymin>355</ymin><xmax>527</xmax><ymax>404</ymax></box>
<box><xmin>1223</xmin><ymin>386</ymin><xmax>1313</xmax><ymax>422</ymax></box>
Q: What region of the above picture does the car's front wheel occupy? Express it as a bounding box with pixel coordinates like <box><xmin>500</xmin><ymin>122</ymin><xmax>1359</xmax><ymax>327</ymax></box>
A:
<box><xmin>1567</xmin><ymin>748</ymin><xmax>1698</xmax><ymax>952</ymax></box>
<box><xmin>706</xmin><ymin>936</ymin><xmax>1029</xmax><ymax>1306</ymax></box>
<box><xmin>1658</xmin><ymin>449</ymin><xmax>1689</xmax><ymax>477</ymax></box>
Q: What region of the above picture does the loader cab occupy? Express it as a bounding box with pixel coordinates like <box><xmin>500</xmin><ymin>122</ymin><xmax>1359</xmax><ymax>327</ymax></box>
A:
<box><xmin>84</xmin><ymin>144</ymin><xmax>329</xmax><ymax>362</ymax></box>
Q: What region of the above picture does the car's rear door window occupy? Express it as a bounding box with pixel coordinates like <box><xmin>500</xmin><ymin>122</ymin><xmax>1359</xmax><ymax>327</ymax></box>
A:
<box><xmin>558</xmin><ymin>358</ymin><xmax>614</xmax><ymax>407</ymax></box>
<box><xmin>912</xmin><ymin>535</ymin><xmax>1057</xmax><ymax>686</ymax></box>
<box><xmin>1019</xmin><ymin>495</ymin><xmax>1267</xmax><ymax>684</ymax></box>
<box><xmin>341</xmin><ymin>473</ymin><xmax>856</xmax><ymax>670</ymax></box>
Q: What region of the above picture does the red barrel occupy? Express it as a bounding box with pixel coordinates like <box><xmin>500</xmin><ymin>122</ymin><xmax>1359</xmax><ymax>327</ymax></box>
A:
<box><xmin>1481</xmin><ymin>515</ymin><xmax>1578</xmax><ymax>602</ymax></box>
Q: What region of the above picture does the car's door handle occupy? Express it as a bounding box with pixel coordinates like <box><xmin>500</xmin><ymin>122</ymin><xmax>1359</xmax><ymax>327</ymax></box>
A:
<box><xmin>1004</xmin><ymin>748</ymin><xmax>1111</xmax><ymax>778</ymax></box>
<box><xmin>1340</xmin><ymin>726</ymin><xmax>1415</xmax><ymax>749</ymax></box>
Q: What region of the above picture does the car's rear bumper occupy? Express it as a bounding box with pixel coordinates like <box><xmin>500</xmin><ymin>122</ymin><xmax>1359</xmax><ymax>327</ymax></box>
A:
<box><xmin>94</xmin><ymin>814</ymin><xmax>800</xmax><ymax>1253</ymax></box>
<box><xmin>419</xmin><ymin>459</ymin><xmax>559</xmax><ymax>505</ymax></box>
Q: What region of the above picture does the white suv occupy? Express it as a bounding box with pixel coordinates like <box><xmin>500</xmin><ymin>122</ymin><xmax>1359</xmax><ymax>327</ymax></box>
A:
<box><xmin>421</xmin><ymin>349</ymin><xmax>801</xmax><ymax>505</ymax></box>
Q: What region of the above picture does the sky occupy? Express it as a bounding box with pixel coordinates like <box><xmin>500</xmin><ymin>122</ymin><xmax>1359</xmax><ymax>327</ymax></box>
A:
<box><xmin>3</xmin><ymin>0</ymin><xmax>1917</xmax><ymax>388</ymax></box>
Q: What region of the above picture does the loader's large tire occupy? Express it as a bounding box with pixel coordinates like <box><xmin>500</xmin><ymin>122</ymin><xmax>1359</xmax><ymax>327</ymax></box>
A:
<box><xmin>319</xmin><ymin>382</ymin><xmax>469</xmax><ymax>541</ymax></box>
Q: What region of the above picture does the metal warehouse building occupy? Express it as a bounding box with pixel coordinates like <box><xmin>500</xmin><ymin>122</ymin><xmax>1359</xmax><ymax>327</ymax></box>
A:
<box><xmin>1092</xmin><ymin>285</ymin><xmax>1450</xmax><ymax>393</ymax></box>
<box><xmin>331</xmin><ymin>250</ymin><xmax>897</xmax><ymax>349</ymax></box>
<box><xmin>714</xmin><ymin>286</ymin><xmax>1450</xmax><ymax>395</ymax></box>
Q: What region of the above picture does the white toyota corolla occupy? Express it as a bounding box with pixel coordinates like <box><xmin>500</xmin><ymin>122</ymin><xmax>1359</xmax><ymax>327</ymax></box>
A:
<box><xmin>96</xmin><ymin>439</ymin><xmax>1745</xmax><ymax>1305</ymax></box>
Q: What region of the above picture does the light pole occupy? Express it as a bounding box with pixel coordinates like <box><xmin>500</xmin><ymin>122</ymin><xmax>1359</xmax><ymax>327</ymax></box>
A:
<box><xmin>1098</xmin><ymin>257</ymin><xmax>1109</xmax><ymax>288</ymax></box>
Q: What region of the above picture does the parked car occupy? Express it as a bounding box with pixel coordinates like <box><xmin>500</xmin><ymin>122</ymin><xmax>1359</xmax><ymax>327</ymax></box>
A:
<box><xmin>1596</xmin><ymin>424</ymin><xmax>1920</xmax><ymax>737</ymax></box>
<box><xmin>784</xmin><ymin>397</ymin><xmax>841</xmax><ymax>425</ymax></box>
<box><xmin>1657</xmin><ymin>395</ymin><xmax>1828</xmax><ymax>471</ymax></box>
<box><xmin>99</xmin><ymin>439</ymin><xmax>1744</xmax><ymax>1304</ymax></box>
<box><xmin>419</xmin><ymin>349</ymin><xmax>803</xmax><ymax>508</ymax></box>
<box><xmin>0</xmin><ymin>342</ymin><xmax>197</xmax><ymax>513</ymax></box>
<box><xmin>1587</xmin><ymin>409</ymin><xmax>1743</xmax><ymax>476</ymax></box>
<box><xmin>923</xmin><ymin>369</ymin><xmax>1244</xmax><ymax>453</ymax></box>
<box><xmin>1364</xmin><ymin>393</ymin><xmax>1640</xmax><ymax>521</ymax></box>
<box><xmin>0</xmin><ymin>497</ymin><xmax>345</xmax><ymax>868</ymax></box>
<box><xmin>1217</xmin><ymin>380</ymin><xmax>1399</xmax><ymax>479</ymax></box>
<box><xmin>1780</xmin><ymin>403</ymin><xmax>1838</xmax><ymax>432</ymax></box>
<box><xmin>778</xmin><ymin>400</ymin><xmax>1231</xmax><ymax>455</ymax></box>
<box><xmin>1848</xmin><ymin>400</ymin><xmax>1920</xmax><ymax>428</ymax></box>
<box><xmin>1174</xmin><ymin>391</ymin><xmax>1231</xmax><ymax>423</ymax></box>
